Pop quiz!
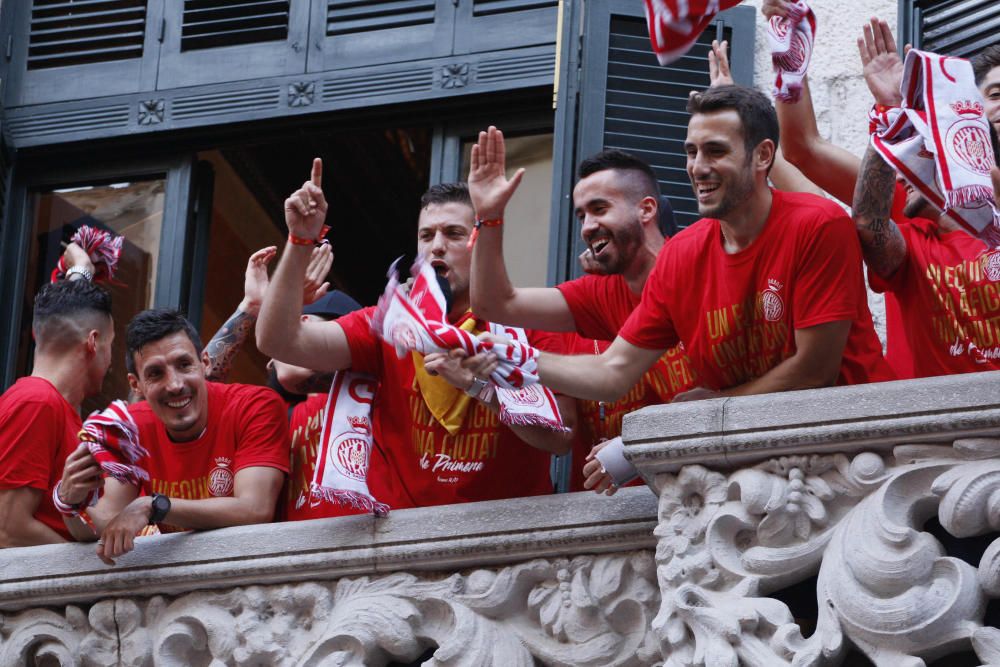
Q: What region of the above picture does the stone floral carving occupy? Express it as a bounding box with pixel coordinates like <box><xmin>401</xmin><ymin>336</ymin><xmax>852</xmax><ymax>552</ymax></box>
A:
<box><xmin>288</xmin><ymin>81</ymin><xmax>315</xmax><ymax>107</ymax></box>
<box><xmin>441</xmin><ymin>63</ymin><xmax>470</xmax><ymax>89</ymax></box>
<box><xmin>137</xmin><ymin>98</ymin><xmax>165</xmax><ymax>125</ymax></box>
<box><xmin>650</xmin><ymin>440</ymin><xmax>1000</xmax><ymax>667</ymax></box>
<box><xmin>0</xmin><ymin>553</ymin><xmax>657</xmax><ymax>666</ymax></box>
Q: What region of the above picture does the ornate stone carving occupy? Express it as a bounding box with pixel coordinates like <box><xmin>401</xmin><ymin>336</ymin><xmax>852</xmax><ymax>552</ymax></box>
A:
<box><xmin>137</xmin><ymin>99</ymin><xmax>165</xmax><ymax>125</ymax></box>
<box><xmin>441</xmin><ymin>63</ymin><xmax>470</xmax><ymax>89</ymax></box>
<box><xmin>0</xmin><ymin>553</ymin><xmax>658</xmax><ymax>666</ymax></box>
<box><xmin>649</xmin><ymin>439</ymin><xmax>1000</xmax><ymax>667</ymax></box>
<box><xmin>288</xmin><ymin>81</ymin><xmax>315</xmax><ymax>107</ymax></box>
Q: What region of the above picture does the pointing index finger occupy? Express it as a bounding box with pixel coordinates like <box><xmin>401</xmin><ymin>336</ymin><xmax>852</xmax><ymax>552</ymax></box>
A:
<box><xmin>311</xmin><ymin>158</ymin><xmax>323</xmax><ymax>188</ymax></box>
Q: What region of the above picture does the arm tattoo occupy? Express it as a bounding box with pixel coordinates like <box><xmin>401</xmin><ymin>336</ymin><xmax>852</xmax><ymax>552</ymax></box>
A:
<box><xmin>204</xmin><ymin>308</ymin><xmax>256</xmax><ymax>382</ymax></box>
<box><xmin>853</xmin><ymin>146</ymin><xmax>907</xmax><ymax>278</ymax></box>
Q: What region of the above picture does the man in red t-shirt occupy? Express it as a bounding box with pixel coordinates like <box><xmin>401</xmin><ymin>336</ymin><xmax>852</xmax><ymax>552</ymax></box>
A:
<box><xmin>257</xmin><ymin>163</ymin><xmax>576</xmax><ymax>508</ymax></box>
<box><xmin>851</xmin><ymin>20</ymin><xmax>1000</xmax><ymax>378</ymax></box>
<box><xmin>59</xmin><ymin>309</ymin><xmax>290</xmax><ymax>564</ymax></box>
<box><xmin>506</xmin><ymin>84</ymin><xmax>892</xmax><ymax>407</ymax></box>
<box><xmin>0</xmin><ymin>273</ymin><xmax>113</xmax><ymax>547</ymax></box>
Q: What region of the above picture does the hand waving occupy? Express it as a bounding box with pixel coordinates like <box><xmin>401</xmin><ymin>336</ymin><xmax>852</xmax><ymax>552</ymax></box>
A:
<box><xmin>284</xmin><ymin>158</ymin><xmax>328</xmax><ymax>241</ymax></box>
<box><xmin>708</xmin><ymin>40</ymin><xmax>734</xmax><ymax>87</ymax></box>
<box><xmin>857</xmin><ymin>18</ymin><xmax>905</xmax><ymax>107</ymax></box>
<box><xmin>468</xmin><ymin>126</ymin><xmax>525</xmax><ymax>222</ymax></box>
<box><xmin>242</xmin><ymin>246</ymin><xmax>277</xmax><ymax>315</ymax></box>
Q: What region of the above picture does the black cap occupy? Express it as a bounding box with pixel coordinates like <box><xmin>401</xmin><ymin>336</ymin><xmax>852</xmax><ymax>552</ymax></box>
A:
<box><xmin>302</xmin><ymin>290</ymin><xmax>362</xmax><ymax>320</ymax></box>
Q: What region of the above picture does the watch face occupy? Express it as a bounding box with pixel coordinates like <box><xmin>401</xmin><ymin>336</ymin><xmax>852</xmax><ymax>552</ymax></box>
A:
<box><xmin>151</xmin><ymin>494</ymin><xmax>170</xmax><ymax>521</ymax></box>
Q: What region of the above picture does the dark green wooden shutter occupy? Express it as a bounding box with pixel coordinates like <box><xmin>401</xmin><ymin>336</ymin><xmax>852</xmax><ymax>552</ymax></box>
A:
<box><xmin>551</xmin><ymin>0</ymin><xmax>754</xmax><ymax>280</ymax></box>
<box><xmin>28</xmin><ymin>0</ymin><xmax>148</xmax><ymax>69</ymax></box>
<box><xmin>909</xmin><ymin>0</ymin><xmax>1000</xmax><ymax>57</ymax></box>
<box><xmin>181</xmin><ymin>0</ymin><xmax>290</xmax><ymax>51</ymax></box>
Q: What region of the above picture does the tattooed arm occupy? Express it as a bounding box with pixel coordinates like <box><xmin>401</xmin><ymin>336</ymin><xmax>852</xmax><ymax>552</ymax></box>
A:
<box><xmin>852</xmin><ymin>145</ymin><xmax>907</xmax><ymax>280</ymax></box>
<box><xmin>204</xmin><ymin>306</ymin><xmax>258</xmax><ymax>382</ymax></box>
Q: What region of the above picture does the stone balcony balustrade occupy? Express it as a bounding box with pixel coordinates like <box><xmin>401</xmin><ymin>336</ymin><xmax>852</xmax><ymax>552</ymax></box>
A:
<box><xmin>1</xmin><ymin>371</ymin><xmax>998</xmax><ymax>666</ymax></box>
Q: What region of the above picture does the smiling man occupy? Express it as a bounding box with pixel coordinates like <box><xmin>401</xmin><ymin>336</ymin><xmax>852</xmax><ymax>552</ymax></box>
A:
<box><xmin>257</xmin><ymin>165</ymin><xmax>575</xmax><ymax>509</ymax></box>
<box><xmin>58</xmin><ymin>309</ymin><xmax>290</xmax><ymax>564</ymax></box>
<box><xmin>524</xmin><ymin>84</ymin><xmax>892</xmax><ymax>405</ymax></box>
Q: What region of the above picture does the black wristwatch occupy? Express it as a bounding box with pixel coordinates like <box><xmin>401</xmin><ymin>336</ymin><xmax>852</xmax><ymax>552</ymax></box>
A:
<box><xmin>149</xmin><ymin>493</ymin><xmax>171</xmax><ymax>524</ymax></box>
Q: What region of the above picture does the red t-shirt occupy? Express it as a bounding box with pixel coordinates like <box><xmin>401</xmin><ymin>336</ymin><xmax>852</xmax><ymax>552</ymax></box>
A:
<box><xmin>620</xmin><ymin>189</ymin><xmax>894</xmax><ymax>389</ymax></box>
<box><xmin>0</xmin><ymin>377</ymin><xmax>80</xmax><ymax>541</ymax></box>
<box><xmin>129</xmin><ymin>382</ymin><xmax>290</xmax><ymax>512</ymax></box>
<box><xmin>868</xmin><ymin>215</ymin><xmax>1000</xmax><ymax>378</ymax></box>
<box><xmin>337</xmin><ymin>307</ymin><xmax>555</xmax><ymax>507</ymax></box>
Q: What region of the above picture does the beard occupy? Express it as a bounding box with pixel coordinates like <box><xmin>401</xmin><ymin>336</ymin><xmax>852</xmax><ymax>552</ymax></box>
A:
<box><xmin>267</xmin><ymin>365</ymin><xmax>305</xmax><ymax>406</ymax></box>
<box><xmin>902</xmin><ymin>190</ymin><xmax>932</xmax><ymax>219</ymax></box>
<box><xmin>592</xmin><ymin>219</ymin><xmax>644</xmax><ymax>275</ymax></box>
<box><xmin>697</xmin><ymin>169</ymin><xmax>755</xmax><ymax>220</ymax></box>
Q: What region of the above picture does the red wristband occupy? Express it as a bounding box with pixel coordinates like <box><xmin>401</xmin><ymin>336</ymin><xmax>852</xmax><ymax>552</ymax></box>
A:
<box><xmin>288</xmin><ymin>225</ymin><xmax>332</xmax><ymax>247</ymax></box>
<box><xmin>467</xmin><ymin>217</ymin><xmax>503</xmax><ymax>248</ymax></box>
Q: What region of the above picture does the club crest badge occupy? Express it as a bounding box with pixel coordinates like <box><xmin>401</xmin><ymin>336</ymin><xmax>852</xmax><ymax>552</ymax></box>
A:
<box><xmin>946</xmin><ymin>100</ymin><xmax>995</xmax><ymax>177</ymax></box>
<box><xmin>331</xmin><ymin>433</ymin><xmax>370</xmax><ymax>482</ymax></box>
<box><xmin>983</xmin><ymin>250</ymin><xmax>1000</xmax><ymax>282</ymax></box>
<box><xmin>508</xmin><ymin>385</ymin><xmax>545</xmax><ymax>408</ymax></box>
<box><xmin>760</xmin><ymin>279</ymin><xmax>785</xmax><ymax>322</ymax></box>
<box><xmin>209</xmin><ymin>457</ymin><xmax>234</xmax><ymax>497</ymax></box>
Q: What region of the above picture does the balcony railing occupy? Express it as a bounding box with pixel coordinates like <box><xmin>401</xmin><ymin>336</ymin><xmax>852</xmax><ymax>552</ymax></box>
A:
<box><xmin>1</xmin><ymin>371</ymin><xmax>998</xmax><ymax>665</ymax></box>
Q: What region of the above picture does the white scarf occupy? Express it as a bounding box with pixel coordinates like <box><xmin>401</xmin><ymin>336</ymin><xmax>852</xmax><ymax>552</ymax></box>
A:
<box><xmin>309</xmin><ymin>371</ymin><xmax>389</xmax><ymax>516</ymax></box>
<box><xmin>766</xmin><ymin>0</ymin><xmax>815</xmax><ymax>103</ymax></box>
<box><xmin>871</xmin><ymin>49</ymin><xmax>1000</xmax><ymax>245</ymax></box>
<box><xmin>373</xmin><ymin>257</ymin><xmax>566</xmax><ymax>432</ymax></box>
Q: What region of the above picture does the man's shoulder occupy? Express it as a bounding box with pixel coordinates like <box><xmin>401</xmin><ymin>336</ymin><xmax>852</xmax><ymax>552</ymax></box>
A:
<box><xmin>1</xmin><ymin>377</ymin><xmax>60</xmax><ymax>405</ymax></box>
<box><xmin>775</xmin><ymin>190</ymin><xmax>849</xmax><ymax>224</ymax></box>
<box><xmin>557</xmin><ymin>272</ymin><xmax>628</xmax><ymax>296</ymax></box>
<box><xmin>211</xmin><ymin>381</ymin><xmax>284</xmax><ymax>409</ymax></box>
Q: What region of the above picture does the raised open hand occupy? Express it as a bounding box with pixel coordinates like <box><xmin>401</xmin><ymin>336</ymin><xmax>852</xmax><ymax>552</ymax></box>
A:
<box><xmin>303</xmin><ymin>243</ymin><xmax>333</xmax><ymax>305</ymax></box>
<box><xmin>242</xmin><ymin>246</ymin><xmax>277</xmax><ymax>315</ymax></box>
<box><xmin>857</xmin><ymin>18</ymin><xmax>905</xmax><ymax>107</ymax></box>
<box><xmin>468</xmin><ymin>126</ymin><xmax>525</xmax><ymax>222</ymax></box>
<box><xmin>708</xmin><ymin>40</ymin><xmax>734</xmax><ymax>87</ymax></box>
<box><xmin>284</xmin><ymin>158</ymin><xmax>328</xmax><ymax>241</ymax></box>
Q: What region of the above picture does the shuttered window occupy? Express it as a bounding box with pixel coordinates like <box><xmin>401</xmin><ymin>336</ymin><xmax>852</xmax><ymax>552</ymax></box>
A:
<box><xmin>602</xmin><ymin>17</ymin><xmax>731</xmax><ymax>228</ymax></box>
<box><xmin>326</xmin><ymin>0</ymin><xmax>436</xmax><ymax>36</ymax></box>
<box><xmin>909</xmin><ymin>0</ymin><xmax>1000</xmax><ymax>58</ymax></box>
<box><xmin>472</xmin><ymin>0</ymin><xmax>558</xmax><ymax>17</ymax></box>
<box><xmin>28</xmin><ymin>0</ymin><xmax>148</xmax><ymax>70</ymax></box>
<box><xmin>181</xmin><ymin>0</ymin><xmax>290</xmax><ymax>51</ymax></box>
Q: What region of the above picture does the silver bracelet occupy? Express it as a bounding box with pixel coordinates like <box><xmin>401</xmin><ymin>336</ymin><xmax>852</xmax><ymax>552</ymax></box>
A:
<box><xmin>65</xmin><ymin>266</ymin><xmax>94</xmax><ymax>281</ymax></box>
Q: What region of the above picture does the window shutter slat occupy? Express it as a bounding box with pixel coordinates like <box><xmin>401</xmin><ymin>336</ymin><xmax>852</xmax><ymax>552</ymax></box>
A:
<box><xmin>472</xmin><ymin>0</ymin><xmax>557</xmax><ymax>18</ymax></box>
<box><xmin>181</xmin><ymin>0</ymin><xmax>290</xmax><ymax>51</ymax></box>
<box><xmin>326</xmin><ymin>0</ymin><xmax>436</xmax><ymax>36</ymax></box>
<box><xmin>916</xmin><ymin>0</ymin><xmax>1000</xmax><ymax>57</ymax></box>
<box><xmin>28</xmin><ymin>0</ymin><xmax>147</xmax><ymax>70</ymax></box>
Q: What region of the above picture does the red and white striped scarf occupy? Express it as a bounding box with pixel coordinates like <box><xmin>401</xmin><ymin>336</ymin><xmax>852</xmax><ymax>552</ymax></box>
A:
<box><xmin>766</xmin><ymin>0</ymin><xmax>815</xmax><ymax>102</ymax></box>
<box><xmin>644</xmin><ymin>0</ymin><xmax>741</xmax><ymax>65</ymax></box>
<box><xmin>79</xmin><ymin>400</ymin><xmax>149</xmax><ymax>486</ymax></box>
<box><xmin>309</xmin><ymin>371</ymin><xmax>389</xmax><ymax>516</ymax></box>
<box><xmin>372</xmin><ymin>257</ymin><xmax>566</xmax><ymax>431</ymax></box>
<box><xmin>50</xmin><ymin>225</ymin><xmax>124</xmax><ymax>283</ymax></box>
<box><xmin>645</xmin><ymin>0</ymin><xmax>815</xmax><ymax>103</ymax></box>
<box><xmin>871</xmin><ymin>49</ymin><xmax>1000</xmax><ymax>245</ymax></box>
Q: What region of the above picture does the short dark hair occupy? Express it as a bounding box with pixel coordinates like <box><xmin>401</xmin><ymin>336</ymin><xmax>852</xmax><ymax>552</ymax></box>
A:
<box><xmin>33</xmin><ymin>280</ymin><xmax>112</xmax><ymax>349</ymax></box>
<box><xmin>686</xmin><ymin>84</ymin><xmax>780</xmax><ymax>167</ymax></box>
<box><xmin>577</xmin><ymin>149</ymin><xmax>661</xmax><ymax>200</ymax></box>
<box><xmin>126</xmin><ymin>308</ymin><xmax>203</xmax><ymax>375</ymax></box>
<box><xmin>420</xmin><ymin>182</ymin><xmax>472</xmax><ymax>210</ymax></box>
<box><xmin>972</xmin><ymin>46</ymin><xmax>1000</xmax><ymax>86</ymax></box>
<box><xmin>991</xmin><ymin>122</ymin><xmax>999</xmax><ymax>167</ymax></box>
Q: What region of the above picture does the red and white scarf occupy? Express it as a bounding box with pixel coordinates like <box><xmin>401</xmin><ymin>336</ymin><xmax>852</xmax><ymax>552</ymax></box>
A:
<box><xmin>871</xmin><ymin>49</ymin><xmax>1000</xmax><ymax>245</ymax></box>
<box><xmin>79</xmin><ymin>400</ymin><xmax>149</xmax><ymax>486</ymax></box>
<box><xmin>644</xmin><ymin>0</ymin><xmax>741</xmax><ymax>65</ymax></box>
<box><xmin>645</xmin><ymin>0</ymin><xmax>816</xmax><ymax>103</ymax></box>
<box><xmin>50</xmin><ymin>225</ymin><xmax>124</xmax><ymax>283</ymax></box>
<box><xmin>373</xmin><ymin>258</ymin><xmax>566</xmax><ymax>431</ymax></box>
<box><xmin>309</xmin><ymin>371</ymin><xmax>389</xmax><ymax>516</ymax></box>
<box><xmin>766</xmin><ymin>1</ymin><xmax>815</xmax><ymax>102</ymax></box>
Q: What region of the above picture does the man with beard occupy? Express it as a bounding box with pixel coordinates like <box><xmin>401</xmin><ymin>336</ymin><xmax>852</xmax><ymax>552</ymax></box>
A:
<box><xmin>257</xmin><ymin>163</ymin><xmax>575</xmax><ymax>509</ymax></box>
<box><xmin>484</xmin><ymin>84</ymin><xmax>891</xmax><ymax>408</ymax></box>
<box><xmin>57</xmin><ymin>309</ymin><xmax>291</xmax><ymax>564</ymax></box>
<box><xmin>851</xmin><ymin>20</ymin><xmax>1000</xmax><ymax>377</ymax></box>
<box><xmin>0</xmin><ymin>274</ymin><xmax>113</xmax><ymax>547</ymax></box>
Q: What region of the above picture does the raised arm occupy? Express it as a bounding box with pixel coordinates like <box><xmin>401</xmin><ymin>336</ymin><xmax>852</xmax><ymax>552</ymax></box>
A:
<box><xmin>468</xmin><ymin>126</ymin><xmax>578</xmax><ymax>332</ymax></box>
<box><xmin>206</xmin><ymin>244</ymin><xmax>333</xmax><ymax>382</ymax></box>
<box><xmin>257</xmin><ymin>159</ymin><xmax>353</xmax><ymax>372</ymax></box>
<box><xmin>852</xmin><ymin>18</ymin><xmax>907</xmax><ymax>279</ymax></box>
